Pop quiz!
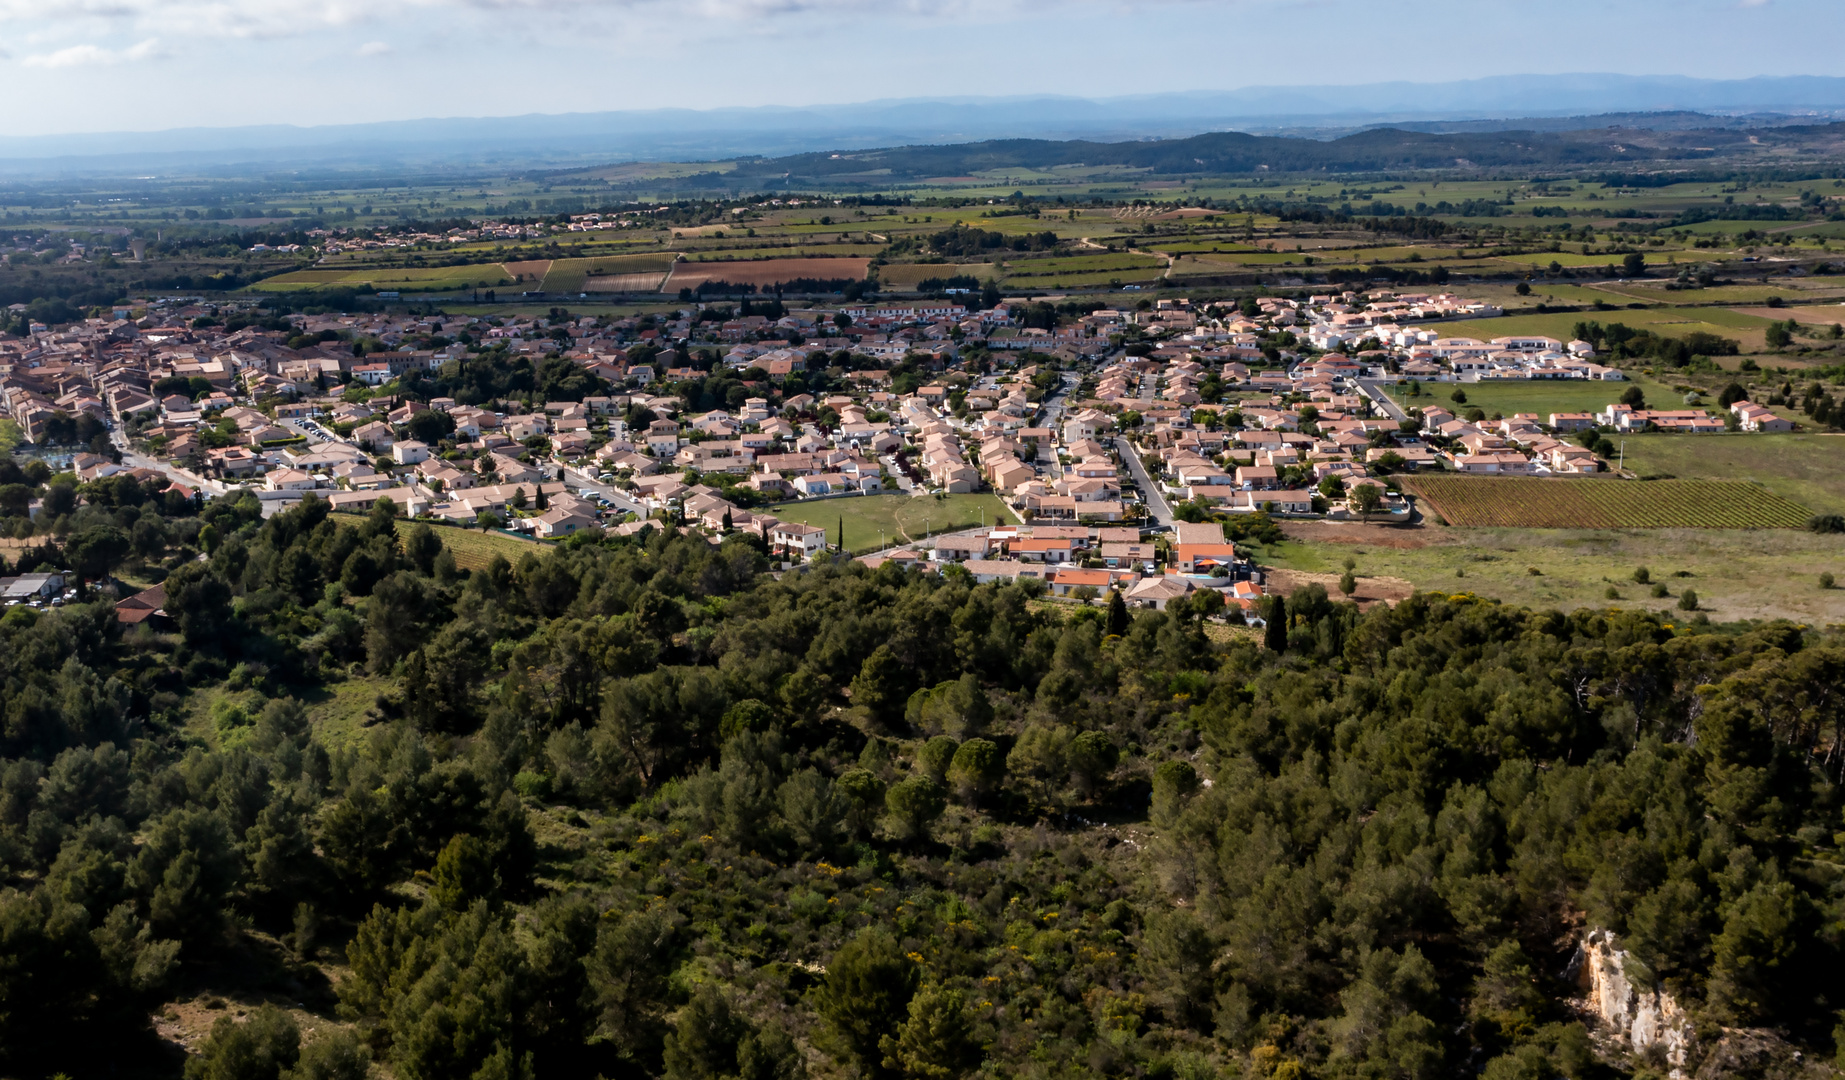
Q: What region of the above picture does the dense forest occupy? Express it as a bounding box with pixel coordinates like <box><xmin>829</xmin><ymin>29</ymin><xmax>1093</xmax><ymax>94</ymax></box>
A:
<box><xmin>1</xmin><ymin>487</ymin><xmax>1842</xmax><ymax>1080</ymax></box>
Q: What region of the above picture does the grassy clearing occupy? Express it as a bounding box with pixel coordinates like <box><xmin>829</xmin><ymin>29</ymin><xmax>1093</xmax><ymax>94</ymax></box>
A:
<box><xmin>1614</xmin><ymin>433</ymin><xmax>1845</xmax><ymax>516</ymax></box>
<box><xmin>1401</xmin><ymin>476</ymin><xmax>1811</xmax><ymax>529</ymax></box>
<box><xmin>1258</xmin><ymin>524</ymin><xmax>1845</xmax><ymax>624</ymax></box>
<box><xmin>1390</xmin><ymin>374</ymin><xmax>1681</xmax><ymax>419</ymax></box>
<box><xmin>329</xmin><ymin>513</ymin><xmax>543</xmax><ymax>570</ymax></box>
<box><xmin>766</xmin><ymin>493</ymin><xmax>1012</xmax><ymax>553</ymax></box>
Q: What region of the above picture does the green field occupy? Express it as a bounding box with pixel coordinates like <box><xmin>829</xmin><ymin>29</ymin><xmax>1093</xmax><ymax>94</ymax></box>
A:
<box><xmin>1390</xmin><ymin>373</ymin><xmax>1681</xmax><ymax>420</ymax></box>
<box><xmin>330</xmin><ymin>512</ymin><xmax>543</xmax><ymax>569</ymax></box>
<box><xmin>251</xmin><ymin>263</ymin><xmax>514</xmax><ymax>293</ymax></box>
<box><xmin>1614</xmin><ymin>433</ymin><xmax>1845</xmax><ymax>516</ymax></box>
<box><xmin>766</xmin><ymin>493</ymin><xmax>1014</xmax><ymax>554</ymax></box>
<box><xmin>1259</xmin><ymin>524</ymin><xmax>1845</xmax><ymax>624</ymax></box>
<box><xmin>542</xmin><ymin>253</ymin><xmax>679</xmax><ymax>292</ymax></box>
<box><xmin>1452</xmin><ymin>308</ymin><xmax>1776</xmax><ymax>347</ymax></box>
<box><xmin>1402</xmin><ymin>476</ymin><xmax>1811</xmax><ymax>529</ymax></box>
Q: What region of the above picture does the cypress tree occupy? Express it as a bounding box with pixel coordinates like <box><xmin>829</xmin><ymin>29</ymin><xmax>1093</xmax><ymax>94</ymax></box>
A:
<box><xmin>1264</xmin><ymin>594</ymin><xmax>1288</xmax><ymax>652</ymax></box>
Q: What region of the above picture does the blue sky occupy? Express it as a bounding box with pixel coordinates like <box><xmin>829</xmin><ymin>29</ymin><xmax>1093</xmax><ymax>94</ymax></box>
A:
<box><xmin>0</xmin><ymin>0</ymin><xmax>1839</xmax><ymax>136</ymax></box>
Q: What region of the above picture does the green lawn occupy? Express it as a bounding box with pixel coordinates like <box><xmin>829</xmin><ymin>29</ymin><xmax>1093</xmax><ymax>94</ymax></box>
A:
<box><xmin>1613</xmin><ymin>433</ymin><xmax>1845</xmax><ymax>516</ymax></box>
<box><xmin>1257</xmin><ymin>525</ymin><xmax>1845</xmax><ymax>624</ymax></box>
<box><xmin>1390</xmin><ymin>373</ymin><xmax>1682</xmax><ymax>420</ymax></box>
<box><xmin>766</xmin><ymin>493</ymin><xmax>1013</xmax><ymax>554</ymax></box>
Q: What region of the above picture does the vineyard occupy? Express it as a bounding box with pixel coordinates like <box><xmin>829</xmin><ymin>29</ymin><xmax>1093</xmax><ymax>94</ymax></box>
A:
<box><xmin>1401</xmin><ymin>476</ymin><xmax>1812</xmax><ymax>529</ymax></box>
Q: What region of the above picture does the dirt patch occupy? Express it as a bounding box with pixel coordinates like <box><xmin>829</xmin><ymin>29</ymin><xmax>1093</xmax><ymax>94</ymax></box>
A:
<box><xmin>1265</xmin><ymin>567</ymin><xmax>1415</xmax><ymax>609</ymax></box>
<box><xmin>1280</xmin><ymin>520</ymin><xmax>1434</xmax><ymax>548</ymax></box>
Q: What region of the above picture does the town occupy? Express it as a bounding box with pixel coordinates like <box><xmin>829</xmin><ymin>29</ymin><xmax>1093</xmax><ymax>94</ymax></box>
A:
<box><xmin>1</xmin><ymin>281</ymin><xmax>1809</xmax><ymax>620</ymax></box>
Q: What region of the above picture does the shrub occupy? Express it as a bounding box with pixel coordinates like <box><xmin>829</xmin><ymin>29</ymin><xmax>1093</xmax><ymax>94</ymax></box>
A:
<box><xmin>1651</xmin><ymin>583</ymin><xmax>1669</xmax><ymax>598</ymax></box>
<box><xmin>1632</xmin><ymin>566</ymin><xmax>1651</xmax><ymax>584</ymax></box>
<box><xmin>1677</xmin><ymin>589</ymin><xmax>1699</xmax><ymax>611</ymax></box>
<box><xmin>1821</xmin><ymin>572</ymin><xmax>1835</xmax><ymax>590</ymax></box>
<box><xmin>1605</xmin><ymin>586</ymin><xmax>1621</xmax><ymax>600</ymax></box>
<box><xmin>1810</xmin><ymin>514</ymin><xmax>1845</xmax><ymax>534</ymax></box>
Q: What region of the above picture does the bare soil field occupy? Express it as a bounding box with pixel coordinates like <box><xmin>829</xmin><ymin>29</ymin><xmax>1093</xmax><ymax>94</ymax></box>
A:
<box><xmin>662</xmin><ymin>257</ymin><xmax>870</xmax><ymax>292</ymax></box>
<box><xmin>1265</xmin><ymin>567</ymin><xmax>1415</xmax><ymax>610</ymax></box>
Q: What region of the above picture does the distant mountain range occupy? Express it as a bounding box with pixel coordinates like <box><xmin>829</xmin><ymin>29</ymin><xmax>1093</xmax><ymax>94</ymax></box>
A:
<box><xmin>7</xmin><ymin>74</ymin><xmax>1845</xmax><ymax>176</ymax></box>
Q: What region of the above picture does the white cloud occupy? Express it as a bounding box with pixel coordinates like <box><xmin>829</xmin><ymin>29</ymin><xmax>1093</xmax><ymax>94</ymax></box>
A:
<box><xmin>357</xmin><ymin>39</ymin><xmax>391</xmax><ymax>55</ymax></box>
<box><xmin>22</xmin><ymin>35</ymin><xmax>159</xmax><ymax>66</ymax></box>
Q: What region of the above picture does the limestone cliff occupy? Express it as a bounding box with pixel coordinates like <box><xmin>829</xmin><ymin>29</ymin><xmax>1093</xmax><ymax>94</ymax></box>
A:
<box><xmin>1568</xmin><ymin>929</ymin><xmax>1694</xmax><ymax>1075</ymax></box>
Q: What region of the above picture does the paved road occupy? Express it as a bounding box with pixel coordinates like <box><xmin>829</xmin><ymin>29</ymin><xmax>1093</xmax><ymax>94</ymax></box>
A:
<box><xmin>1355</xmin><ymin>379</ymin><xmax>1409</xmax><ymax>423</ymax></box>
<box><xmin>111</xmin><ymin>428</ymin><xmax>227</xmax><ymax>497</ymax></box>
<box><xmin>561</xmin><ymin>467</ymin><xmax>649</xmax><ymax>517</ymax></box>
<box><xmin>1114</xmin><ymin>435</ymin><xmax>1173</xmax><ymax>528</ymax></box>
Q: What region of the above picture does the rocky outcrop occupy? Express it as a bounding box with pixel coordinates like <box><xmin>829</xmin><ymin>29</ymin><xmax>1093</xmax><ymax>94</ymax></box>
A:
<box><xmin>1569</xmin><ymin>929</ymin><xmax>1695</xmax><ymax>1076</ymax></box>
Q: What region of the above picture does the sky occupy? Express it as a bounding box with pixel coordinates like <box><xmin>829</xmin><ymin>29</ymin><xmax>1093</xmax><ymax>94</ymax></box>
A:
<box><xmin>0</xmin><ymin>0</ymin><xmax>1841</xmax><ymax>137</ymax></box>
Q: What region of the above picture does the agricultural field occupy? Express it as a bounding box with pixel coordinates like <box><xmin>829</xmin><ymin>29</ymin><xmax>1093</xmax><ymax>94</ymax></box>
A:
<box><xmin>876</xmin><ymin>262</ymin><xmax>1003</xmax><ymax>287</ymax></box>
<box><xmin>765</xmin><ymin>492</ymin><xmax>1013</xmax><ymax>553</ymax></box>
<box><xmin>1400</xmin><ymin>475</ymin><xmax>1812</xmax><ymax>529</ymax></box>
<box><xmin>1389</xmin><ymin>373</ymin><xmax>1682</xmax><ymax>420</ymax></box>
<box><xmin>1256</xmin><ymin>521</ymin><xmax>1845</xmax><ymax>624</ymax></box>
<box><xmin>662</xmin><ymin>257</ymin><xmax>870</xmax><ymax>292</ymax></box>
<box><xmin>1614</xmin><ymin>433</ymin><xmax>1845</xmax><ymax>515</ymax></box>
<box><xmin>249</xmin><ymin>264</ymin><xmax>518</xmax><ymax>293</ymax></box>
<box><xmin>545</xmin><ymin>253</ymin><xmax>679</xmax><ymax>292</ymax></box>
<box><xmin>1449</xmin><ymin>308</ymin><xmax>1776</xmax><ymax>350</ymax></box>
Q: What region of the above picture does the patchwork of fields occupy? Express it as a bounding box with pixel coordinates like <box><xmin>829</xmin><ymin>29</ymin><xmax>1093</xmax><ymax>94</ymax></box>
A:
<box><xmin>1401</xmin><ymin>476</ymin><xmax>1811</xmax><ymax>529</ymax></box>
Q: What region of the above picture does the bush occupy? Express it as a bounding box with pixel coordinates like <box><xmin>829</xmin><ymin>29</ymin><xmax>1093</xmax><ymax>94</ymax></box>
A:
<box><xmin>1632</xmin><ymin>566</ymin><xmax>1651</xmax><ymax>584</ymax></box>
<box><xmin>1604</xmin><ymin>586</ymin><xmax>1621</xmax><ymax>600</ymax></box>
<box><xmin>1651</xmin><ymin>583</ymin><xmax>1669</xmax><ymax>598</ymax></box>
<box><xmin>1677</xmin><ymin>589</ymin><xmax>1699</xmax><ymax>611</ymax></box>
<box><xmin>1820</xmin><ymin>572</ymin><xmax>1834</xmax><ymax>590</ymax></box>
<box><xmin>1810</xmin><ymin>514</ymin><xmax>1845</xmax><ymax>534</ymax></box>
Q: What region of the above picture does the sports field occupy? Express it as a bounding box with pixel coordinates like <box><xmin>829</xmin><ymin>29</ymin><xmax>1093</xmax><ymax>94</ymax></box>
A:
<box><xmin>1401</xmin><ymin>476</ymin><xmax>1811</xmax><ymax>529</ymax></box>
<box><xmin>765</xmin><ymin>493</ymin><xmax>1013</xmax><ymax>554</ymax></box>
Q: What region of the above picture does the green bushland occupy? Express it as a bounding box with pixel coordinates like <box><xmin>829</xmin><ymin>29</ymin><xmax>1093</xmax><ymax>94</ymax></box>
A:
<box><xmin>1</xmin><ymin>420</ymin><xmax>1843</xmax><ymax>1080</ymax></box>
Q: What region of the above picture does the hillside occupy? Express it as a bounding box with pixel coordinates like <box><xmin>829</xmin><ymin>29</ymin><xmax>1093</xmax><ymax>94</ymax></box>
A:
<box><xmin>1</xmin><ymin>491</ymin><xmax>1841</xmax><ymax>1079</ymax></box>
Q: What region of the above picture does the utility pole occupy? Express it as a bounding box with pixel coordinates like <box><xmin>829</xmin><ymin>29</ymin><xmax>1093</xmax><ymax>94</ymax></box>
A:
<box><xmin>1619</xmin><ymin>440</ymin><xmax>1626</xmax><ymax>475</ymax></box>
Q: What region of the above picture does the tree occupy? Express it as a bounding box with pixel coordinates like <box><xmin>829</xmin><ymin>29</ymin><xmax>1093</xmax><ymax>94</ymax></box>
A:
<box><xmin>883</xmin><ymin>776</ymin><xmax>947</xmax><ymax>841</ymax></box>
<box><xmin>919</xmin><ymin>736</ymin><xmax>958</xmax><ymax>783</ymax></box>
<box><xmin>1620</xmin><ymin>385</ymin><xmax>1647</xmax><ymax>409</ymax></box>
<box><xmin>1339</xmin><ymin>570</ymin><xmax>1357</xmax><ymax>596</ymax></box>
<box><xmin>66</xmin><ymin>525</ymin><xmax>130</xmax><ymax>580</ymax></box>
<box><xmin>1105</xmin><ymin>590</ymin><xmax>1130</xmax><ymax>637</ymax></box>
<box><xmin>1351</xmin><ymin>483</ymin><xmax>1384</xmax><ymax>521</ymax></box>
<box><xmin>1263</xmin><ymin>593</ymin><xmax>1288</xmax><ymax>652</ymax></box>
<box><xmin>666</xmin><ymin>985</ymin><xmax>806</xmax><ymax>1080</ymax></box>
<box><xmin>1514</xmin><ymin>281</ymin><xmax>1531</xmax><ymax>296</ymax></box>
<box><xmin>1622</xmin><ymin>251</ymin><xmax>1646</xmax><ymax>277</ymax></box>
<box><xmin>815</xmin><ymin>929</ymin><xmax>918</xmax><ymax>1080</ymax></box>
<box><xmin>945</xmin><ymin>739</ymin><xmax>1003</xmax><ymax>806</ymax></box>
<box><xmin>1068</xmin><ymin>731</ymin><xmax>1118</xmax><ymax>799</ymax></box>
<box><xmin>1718</xmin><ymin>381</ymin><xmax>1747</xmax><ymax>409</ymax></box>
<box><xmin>880</xmin><ymin>984</ymin><xmax>979</xmax><ymax>1080</ymax></box>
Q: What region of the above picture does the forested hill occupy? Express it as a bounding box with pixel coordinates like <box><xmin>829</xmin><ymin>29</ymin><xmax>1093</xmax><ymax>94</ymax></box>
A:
<box><xmin>2</xmin><ymin>489</ymin><xmax>1843</xmax><ymax>1080</ymax></box>
<box><xmin>709</xmin><ymin>122</ymin><xmax>1845</xmax><ymax>182</ymax></box>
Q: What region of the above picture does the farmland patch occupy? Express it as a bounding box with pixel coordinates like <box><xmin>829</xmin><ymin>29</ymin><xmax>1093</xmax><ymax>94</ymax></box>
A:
<box><xmin>662</xmin><ymin>257</ymin><xmax>870</xmax><ymax>292</ymax></box>
<box><xmin>1400</xmin><ymin>476</ymin><xmax>1810</xmax><ymax>529</ymax></box>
